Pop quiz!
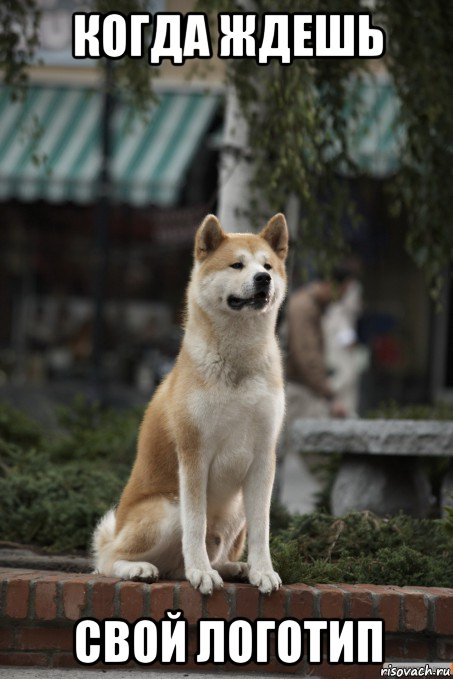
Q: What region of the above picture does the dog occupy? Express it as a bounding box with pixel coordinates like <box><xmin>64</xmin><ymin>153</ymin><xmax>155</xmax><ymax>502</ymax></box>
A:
<box><xmin>93</xmin><ymin>212</ymin><xmax>288</xmax><ymax>595</ymax></box>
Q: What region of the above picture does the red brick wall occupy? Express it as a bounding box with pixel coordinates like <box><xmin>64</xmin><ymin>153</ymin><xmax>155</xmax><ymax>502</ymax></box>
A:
<box><xmin>0</xmin><ymin>568</ymin><xmax>452</xmax><ymax>677</ymax></box>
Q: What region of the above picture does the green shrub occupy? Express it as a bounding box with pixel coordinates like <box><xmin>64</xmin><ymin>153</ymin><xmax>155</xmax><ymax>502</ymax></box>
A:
<box><xmin>270</xmin><ymin>511</ymin><xmax>453</xmax><ymax>587</ymax></box>
<box><xmin>0</xmin><ymin>399</ymin><xmax>140</xmax><ymax>552</ymax></box>
<box><xmin>0</xmin><ymin>442</ymin><xmax>125</xmax><ymax>552</ymax></box>
<box><xmin>49</xmin><ymin>396</ymin><xmax>140</xmax><ymax>464</ymax></box>
<box><xmin>367</xmin><ymin>400</ymin><xmax>453</xmax><ymax>421</ymax></box>
<box><xmin>0</xmin><ymin>402</ymin><xmax>43</xmax><ymax>448</ymax></box>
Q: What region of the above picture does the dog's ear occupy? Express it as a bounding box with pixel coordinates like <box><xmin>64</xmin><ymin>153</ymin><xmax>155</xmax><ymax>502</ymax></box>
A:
<box><xmin>259</xmin><ymin>213</ymin><xmax>289</xmax><ymax>260</ymax></box>
<box><xmin>195</xmin><ymin>214</ymin><xmax>226</xmax><ymax>261</ymax></box>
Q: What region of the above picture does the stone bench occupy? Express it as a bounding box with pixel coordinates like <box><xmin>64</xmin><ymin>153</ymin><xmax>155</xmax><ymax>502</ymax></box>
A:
<box><xmin>291</xmin><ymin>419</ymin><xmax>453</xmax><ymax>517</ymax></box>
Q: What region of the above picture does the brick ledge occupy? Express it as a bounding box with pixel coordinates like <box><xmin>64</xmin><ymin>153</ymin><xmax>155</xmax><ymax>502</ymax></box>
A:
<box><xmin>0</xmin><ymin>568</ymin><xmax>452</xmax><ymax>677</ymax></box>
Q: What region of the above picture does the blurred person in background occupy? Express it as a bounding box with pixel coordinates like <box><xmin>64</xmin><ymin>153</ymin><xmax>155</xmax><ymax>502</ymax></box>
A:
<box><xmin>285</xmin><ymin>268</ymin><xmax>354</xmax><ymax>424</ymax></box>
<box><xmin>323</xmin><ymin>278</ymin><xmax>369</xmax><ymax>417</ymax></box>
<box><xmin>274</xmin><ymin>268</ymin><xmax>354</xmax><ymax>506</ymax></box>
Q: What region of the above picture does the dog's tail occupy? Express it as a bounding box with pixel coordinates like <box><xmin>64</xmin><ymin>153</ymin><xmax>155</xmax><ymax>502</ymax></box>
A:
<box><xmin>91</xmin><ymin>508</ymin><xmax>116</xmax><ymax>574</ymax></box>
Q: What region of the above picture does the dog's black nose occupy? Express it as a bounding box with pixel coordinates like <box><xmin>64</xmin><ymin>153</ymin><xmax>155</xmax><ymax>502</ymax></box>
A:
<box><xmin>254</xmin><ymin>272</ymin><xmax>271</xmax><ymax>288</ymax></box>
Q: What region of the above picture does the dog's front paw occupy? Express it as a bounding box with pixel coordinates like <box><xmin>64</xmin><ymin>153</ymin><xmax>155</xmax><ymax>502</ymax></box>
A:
<box><xmin>248</xmin><ymin>567</ymin><xmax>282</xmax><ymax>594</ymax></box>
<box><xmin>186</xmin><ymin>568</ymin><xmax>223</xmax><ymax>595</ymax></box>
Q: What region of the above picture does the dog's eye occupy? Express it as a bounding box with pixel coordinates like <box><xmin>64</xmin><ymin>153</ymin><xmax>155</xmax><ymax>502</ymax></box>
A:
<box><xmin>230</xmin><ymin>262</ymin><xmax>244</xmax><ymax>270</ymax></box>
<box><xmin>264</xmin><ymin>263</ymin><xmax>272</xmax><ymax>271</ymax></box>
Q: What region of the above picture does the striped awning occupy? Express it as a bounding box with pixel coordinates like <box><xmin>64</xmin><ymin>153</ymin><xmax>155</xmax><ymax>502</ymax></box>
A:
<box><xmin>0</xmin><ymin>85</ymin><xmax>220</xmax><ymax>206</ymax></box>
<box><xmin>345</xmin><ymin>72</ymin><xmax>404</xmax><ymax>177</ymax></box>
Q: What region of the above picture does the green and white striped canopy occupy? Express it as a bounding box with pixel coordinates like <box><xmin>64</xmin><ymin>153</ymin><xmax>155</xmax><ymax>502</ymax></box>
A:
<box><xmin>0</xmin><ymin>75</ymin><xmax>402</xmax><ymax>207</ymax></box>
<box><xmin>346</xmin><ymin>72</ymin><xmax>404</xmax><ymax>176</ymax></box>
<box><xmin>0</xmin><ymin>85</ymin><xmax>220</xmax><ymax>206</ymax></box>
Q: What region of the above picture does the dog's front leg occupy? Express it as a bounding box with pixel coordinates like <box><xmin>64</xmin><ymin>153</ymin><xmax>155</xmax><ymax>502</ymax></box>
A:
<box><xmin>243</xmin><ymin>448</ymin><xmax>282</xmax><ymax>594</ymax></box>
<box><xmin>179</xmin><ymin>460</ymin><xmax>223</xmax><ymax>595</ymax></box>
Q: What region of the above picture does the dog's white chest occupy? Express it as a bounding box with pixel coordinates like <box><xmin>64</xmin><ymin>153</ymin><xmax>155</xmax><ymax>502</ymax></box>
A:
<box><xmin>188</xmin><ymin>377</ymin><xmax>284</xmax><ymax>503</ymax></box>
<box><xmin>189</xmin><ymin>375</ymin><xmax>279</xmax><ymax>440</ymax></box>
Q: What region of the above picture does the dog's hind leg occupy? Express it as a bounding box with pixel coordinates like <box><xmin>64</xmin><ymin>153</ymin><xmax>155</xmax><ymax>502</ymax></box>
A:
<box><xmin>216</xmin><ymin>525</ymin><xmax>249</xmax><ymax>580</ymax></box>
<box><xmin>228</xmin><ymin>524</ymin><xmax>247</xmax><ymax>562</ymax></box>
<box><xmin>111</xmin><ymin>559</ymin><xmax>159</xmax><ymax>582</ymax></box>
<box><xmin>93</xmin><ymin>496</ymin><xmax>182</xmax><ymax>581</ymax></box>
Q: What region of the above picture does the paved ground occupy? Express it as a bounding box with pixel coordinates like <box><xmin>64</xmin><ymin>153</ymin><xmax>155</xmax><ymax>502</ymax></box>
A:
<box><xmin>0</xmin><ymin>669</ymin><xmax>306</xmax><ymax>678</ymax></box>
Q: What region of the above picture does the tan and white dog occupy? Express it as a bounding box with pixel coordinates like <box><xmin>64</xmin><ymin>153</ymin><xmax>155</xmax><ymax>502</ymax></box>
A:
<box><xmin>93</xmin><ymin>212</ymin><xmax>288</xmax><ymax>595</ymax></box>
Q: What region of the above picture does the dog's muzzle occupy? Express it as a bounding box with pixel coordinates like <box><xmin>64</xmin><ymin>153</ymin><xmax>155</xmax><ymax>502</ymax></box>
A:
<box><xmin>227</xmin><ymin>273</ymin><xmax>272</xmax><ymax>310</ymax></box>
